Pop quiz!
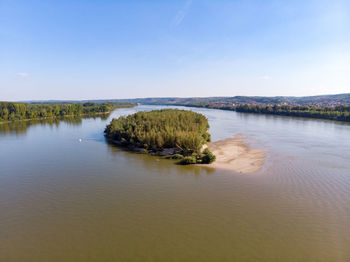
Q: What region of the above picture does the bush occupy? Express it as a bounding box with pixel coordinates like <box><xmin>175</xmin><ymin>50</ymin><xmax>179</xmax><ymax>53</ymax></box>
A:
<box><xmin>170</xmin><ymin>154</ymin><xmax>184</xmax><ymax>160</ymax></box>
<box><xmin>200</xmin><ymin>148</ymin><xmax>216</xmax><ymax>164</ymax></box>
<box><xmin>178</xmin><ymin>156</ymin><xmax>197</xmax><ymax>165</ymax></box>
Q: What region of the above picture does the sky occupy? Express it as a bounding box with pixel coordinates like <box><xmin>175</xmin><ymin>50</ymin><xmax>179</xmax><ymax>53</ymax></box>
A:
<box><xmin>1</xmin><ymin>0</ymin><xmax>350</xmax><ymax>101</ymax></box>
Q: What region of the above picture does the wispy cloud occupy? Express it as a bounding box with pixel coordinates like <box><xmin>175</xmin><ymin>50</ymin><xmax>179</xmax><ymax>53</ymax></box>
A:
<box><xmin>173</xmin><ymin>0</ymin><xmax>192</xmax><ymax>27</ymax></box>
<box><xmin>16</xmin><ymin>72</ymin><xmax>30</xmax><ymax>77</ymax></box>
<box><xmin>260</xmin><ymin>75</ymin><xmax>271</xmax><ymax>80</ymax></box>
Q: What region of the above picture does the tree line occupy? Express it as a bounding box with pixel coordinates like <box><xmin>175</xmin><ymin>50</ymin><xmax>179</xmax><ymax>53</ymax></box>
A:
<box><xmin>174</xmin><ymin>103</ymin><xmax>350</xmax><ymax>122</ymax></box>
<box><xmin>214</xmin><ymin>104</ymin><xmax>350</xmax><ymax>122</ymax></box>
<box><xmin>0</xmin><ymin>101</ymin><xmax>136</xmax><ymax>122</ymax></box>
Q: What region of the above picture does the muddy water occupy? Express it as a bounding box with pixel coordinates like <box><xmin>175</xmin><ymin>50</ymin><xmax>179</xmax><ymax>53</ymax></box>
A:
<box><xmin>1</xmin><ymin>105</ymin><xmax>350</xmax><ymax>262</ymax></box>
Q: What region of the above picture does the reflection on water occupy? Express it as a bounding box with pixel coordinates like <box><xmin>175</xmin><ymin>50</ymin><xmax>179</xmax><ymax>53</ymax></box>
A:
<box><xmin>0</xmin><ymin>114</ymin><xmax>110</xmax><ymax>136</ymax></box>
<box><xmin>106</xmin><ymin>141</ymin><xmax>216</xmax><ymax>177</ymax></box>
<box><xmin>1</xmin><ymin>105</ymin><xmax>350</xmax><ymax>262</ymax></box>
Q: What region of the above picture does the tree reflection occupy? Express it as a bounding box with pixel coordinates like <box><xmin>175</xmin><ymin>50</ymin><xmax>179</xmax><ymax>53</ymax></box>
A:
<box><xmin>0</xmin><ymin>113</ymin><xmax>111</xmax><ymax>136</ymax></box>
<box><xmin>106</xmin><ymin>140</ymin><xmax>216</xmax><ymax>177</ymax></box>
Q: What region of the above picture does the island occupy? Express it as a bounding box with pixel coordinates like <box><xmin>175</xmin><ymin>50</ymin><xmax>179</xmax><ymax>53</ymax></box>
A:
<box><xmin>104</xmin><ymin>109</ymin><xmax>216</xmax><ymax>165</ymax></box>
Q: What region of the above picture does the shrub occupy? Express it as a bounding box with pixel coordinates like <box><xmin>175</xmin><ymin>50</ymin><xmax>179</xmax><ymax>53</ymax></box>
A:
<box><xmin>178</xmin><ymin>156</ymin><xmax>197</xmax><ymax>165</ymax></box>
<box><xmin>200</xmin><ymin>148</ymin><xmax>216</xmax><ymax>164</ymax></box>
<box><xmin>170</xmin><ymin>154</ymin><xmax>184</xmax><ymax>160</ymax></box>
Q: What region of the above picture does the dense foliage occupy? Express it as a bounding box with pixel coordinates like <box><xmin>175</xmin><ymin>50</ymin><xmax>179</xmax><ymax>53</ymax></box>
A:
<box><xmin>206</xmin><ymin>104</ymin><xmax>350</xmax><ymax>122</ymax></box>
<box><xmin>177</xmin><ymin>148</ymin><xmax>216</xmax><ymax>165</ymax></box>
<box><xmin>0</xmin><ymin>102</ymin><xmax>135</xmax><ymax>122</ymax></box>
<box><xmin>178</xmin><ymin>156</ymin><xmax>197</xmax><ymax>165</ymax></box>
<box><xmin>105</xmin><ymin>109</ymin><xmax>212</xmax><ymax>157</ymax></box>
<box><xmin>200</xmin><ymin>148</ymin><xmax>216</xmax><ymax>164</ymax></box>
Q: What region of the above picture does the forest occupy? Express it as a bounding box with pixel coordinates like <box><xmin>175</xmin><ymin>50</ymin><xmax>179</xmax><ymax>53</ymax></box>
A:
<box><xmin>105</xmin><ymin>109</ymin><xmax>216</xmax><ymax>164</ymax></box>
<box><xmin>205</xmin><ymin>104</ymin><xmax>350</xmax><ymax>122</ymax></box>
<box><xmin>0</xmin><ymin>101</ymin><xmax>136</xmax><ymax>122</ymax></box>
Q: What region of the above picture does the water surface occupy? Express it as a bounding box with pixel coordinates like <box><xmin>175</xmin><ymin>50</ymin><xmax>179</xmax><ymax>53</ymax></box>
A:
<box><xmin>1</xmin><ymin>105</ymin><xmax>350</xmax><ymax>262</ymax></box>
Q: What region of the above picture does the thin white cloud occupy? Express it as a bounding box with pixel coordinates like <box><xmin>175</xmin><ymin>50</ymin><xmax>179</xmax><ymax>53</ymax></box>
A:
<box><xmin>260</xmin><ymin>75</ymin><xmax>271</xmax><ymax>80</ymax></box>
<box><xmin>173</xmin><ymin>0</ymin><xmax>192</xmax><ymax>26</ymax></box>
<box><xmin>16</xmin><ymin>73</ymin><xmax>30</xmax><ymax>77</ymax></box>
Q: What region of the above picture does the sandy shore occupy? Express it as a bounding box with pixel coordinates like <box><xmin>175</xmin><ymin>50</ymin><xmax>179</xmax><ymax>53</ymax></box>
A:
<box><xmin>203</xmin><ymin>135</ymin><xmax>266</xmax><ymax>174</ymax></box>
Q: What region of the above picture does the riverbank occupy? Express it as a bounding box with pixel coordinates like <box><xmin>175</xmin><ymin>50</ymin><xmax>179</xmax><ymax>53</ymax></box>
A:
<box><xmin>137</xmin><ymin>103</ymin><xmax>350</xmax><ymax>123</ymax></box>
<box><xmin>0</xmin><ymin>111</ymin><xmax>112</xmax><ymax>125</ymax></box>
<box><xmin>0</xmin><ymin>101</ymin><xmax>136</xmax><ymax>124</ymax></box>
<box><xmin>202</xmin><ymin>135</ymin><xmax>266</xmax><ymax>174</ymax></box>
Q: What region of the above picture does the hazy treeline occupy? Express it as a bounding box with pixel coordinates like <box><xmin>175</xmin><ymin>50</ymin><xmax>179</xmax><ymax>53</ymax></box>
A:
<box><xmin>111</xmin><ymin>94</ymin><xmax>350</xmax><ymax>122</ymax></box>
<box><xmin>105</xmin><ymin>109</ymin><xmax>211</xmax><ymax>155</ymax></box>
<box><xmin>206</xmin><ymin>104</ymin><xmax>350</xmax><ymax>122</ymax></box>
<box><xmin>113</xmin><ymin>93</ymin><xmax>350</xmax><ymax>107</ymax></box>
<box><xmin>0</xmin><ymin>102</ymin><xmax>135</xmax><ymax>122</ymax></box>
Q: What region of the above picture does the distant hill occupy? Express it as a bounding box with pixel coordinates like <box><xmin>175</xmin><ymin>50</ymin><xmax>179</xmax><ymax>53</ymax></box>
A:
<box><xmin>19</xmin><ymin>93</ymin><xmax>350</xmax><ymax>107</ymax></box>
<box><xmin>111</xmin><ymin>93</ymin><xmax>350</xmax><ymax>107</ymax></box>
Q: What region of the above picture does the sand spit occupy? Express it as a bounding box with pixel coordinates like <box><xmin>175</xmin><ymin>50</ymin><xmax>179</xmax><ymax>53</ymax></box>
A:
<box><xmin>204</xmin><ymin>135</ymin><xmax>266</xmax><ymax>174</ymax></box>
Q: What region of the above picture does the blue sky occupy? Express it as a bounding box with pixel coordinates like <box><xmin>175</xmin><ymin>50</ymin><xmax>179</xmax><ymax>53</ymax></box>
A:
<box><xmin>1</xmin><ymin>0</ymin><xmax>349</xmax><ymax>100</ymax></box>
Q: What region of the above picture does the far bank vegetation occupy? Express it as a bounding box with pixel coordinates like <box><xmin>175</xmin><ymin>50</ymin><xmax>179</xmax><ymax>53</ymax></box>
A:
<box><xmin>0</xmin><ymin>101</ymin><xmax>136</xmax><ymax>122</ymax></box>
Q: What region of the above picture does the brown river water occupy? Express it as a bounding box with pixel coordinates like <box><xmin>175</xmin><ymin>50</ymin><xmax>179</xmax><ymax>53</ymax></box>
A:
<box><xmin>1</xmin><ymin>105</ymin><xmax>350</xmax><ymax>262</ymax></box>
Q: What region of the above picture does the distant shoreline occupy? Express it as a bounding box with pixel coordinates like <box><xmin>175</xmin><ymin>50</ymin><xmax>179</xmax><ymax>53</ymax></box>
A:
<box><xmin>0</xmin><ymin>111</ymin><xmax>111</xmax><ymax>125</ymax></box>
<box><xmin>145</xmin><ymin>103</ymin><xmax>350</xmax><ymax>123</ymax></box>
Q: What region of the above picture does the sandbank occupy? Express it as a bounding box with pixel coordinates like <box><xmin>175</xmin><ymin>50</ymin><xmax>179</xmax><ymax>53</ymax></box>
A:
<box><xmin>203</xmin><ymin>135</ymin><xmax>266</xmax><ymax>174</ymax></box>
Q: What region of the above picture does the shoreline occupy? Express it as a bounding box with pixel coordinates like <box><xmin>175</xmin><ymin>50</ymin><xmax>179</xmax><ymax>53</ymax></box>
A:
<box><xmin>140</xmin><ymin>103</ymin><xmax>350</xmax><ymax>124</ymax></box>
<box><xmin>201</xmin><ymin>135</ymin><xmax>266</xmax><ymax>174</ymax></box>
<box><xmin>0</xmin><ymin>111</ymin><xmax>112</xmax><ymax>125</ymax></box>
<box><xmin>108</xmin><ymin>135</ymin><xmax>266</xmax><ymax>174</ymax></box>
<box><xmin>107</xmin><ymin>138</ymin><xmax>182</xmax><ymax>156</ymax></box>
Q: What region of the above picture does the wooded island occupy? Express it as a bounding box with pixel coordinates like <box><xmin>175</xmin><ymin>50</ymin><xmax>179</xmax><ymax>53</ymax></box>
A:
<box><xmin>105</xmin><ymin>109</ymin><xmax>216</xmax><ymax>165</ymax></box>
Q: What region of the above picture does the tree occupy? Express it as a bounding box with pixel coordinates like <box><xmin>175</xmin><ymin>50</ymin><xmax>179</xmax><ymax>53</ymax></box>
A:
<box><xmin>2</xmin><ymin>108</ymin><xmax>9</xmax><ymax>120</ymax></box>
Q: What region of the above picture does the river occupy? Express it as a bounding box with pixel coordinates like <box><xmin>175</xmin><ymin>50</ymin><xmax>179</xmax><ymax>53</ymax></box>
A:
<box><xmin>1</xmin><ymin>105</ymin><xmax>350</xmax><ymax>261</ymax></box>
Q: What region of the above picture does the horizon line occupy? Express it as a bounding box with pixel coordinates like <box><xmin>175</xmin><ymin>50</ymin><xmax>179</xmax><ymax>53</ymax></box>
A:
<box><xmin>9</xmin><ymin>92</ymin><xmax>350</xmax><ymax>103</ymax></box>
